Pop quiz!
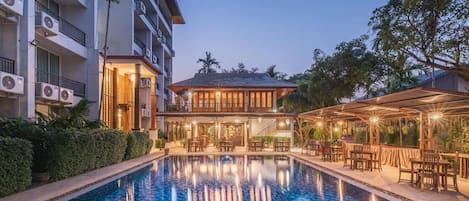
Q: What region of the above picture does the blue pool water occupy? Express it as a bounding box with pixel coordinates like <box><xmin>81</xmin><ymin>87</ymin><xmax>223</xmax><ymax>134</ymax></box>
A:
<box><xmin>70</xmin><ymin>155</ymin><xmax>389</xmax><ymax>201</ymax></box>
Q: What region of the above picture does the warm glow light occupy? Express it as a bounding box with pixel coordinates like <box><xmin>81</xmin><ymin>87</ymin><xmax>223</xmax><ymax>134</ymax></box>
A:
<box><xmin>215</xmin><ymin>91</ymin><xmax>221</xmax><ymax>97</ymax></box>
<box><xmin>184</xmin><ymin>123</ymin><xmax>191</xmax><ymax>129</ymax></box>
<box><xmin>192</xmin><ymin>120</ymin><xmax>197</xmax><ymax>125</ymax></box>
<box><xmin>316</xmin><ymin>121</ymin><xmax>323</xmax><ymax>127</ymax></box>
<box><xmin>285</xmin><ymin>119</ymin><xmax>290</xmax><ymax>125</ymax></box>
<box><xmin>258</xmin><ymin>117</ymin><xmax>262</xmax><ymax>123</ymax></box>
<box><xmin>235</xmin><ymin>119</ymin><xmax>240</xmax><ymax>123</ymax></box>
<box><xmin>429</xmin><ymin>111</ymin><xmax>443</xmax><ymax>120</ymax></box>
<box><xmin>279</xmin><ymin>121</ymin><xmax>285</xmax><ymax>127</ymax></box>
<box><xmin>273</xmin><ymin>109</ymin><xmax>277</xmax><ymax>113</ymax></box>
<box><xmin>333</xmin><ymin>127</ymin><xmax>339</xmax><ymax>132</ymax></box>
<box><xmin>337</xmin><ymin>120</ymin><xmax>344</xmax><ymax>126</ymax></box>
<box><xmin>370</xmin><ymin>116</ymin><xmax>379</xmax><ymax>123</ymax></box>
<box><xmin>188</xmin><ymin>91</ymin><xmax>192</xmax><ymax>97</ymax></box>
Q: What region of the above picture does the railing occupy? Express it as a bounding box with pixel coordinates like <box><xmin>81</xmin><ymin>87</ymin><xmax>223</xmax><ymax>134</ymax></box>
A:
<box><xmin>36</xmin><ymin>70</ymin><xmax>86</xmax><ymax>97</ymax></box>
<box><xmin>0</xmin><ymin>57</ymin><xmax>15</xmax><ymax>74</ymax></box>
<box><xmin>35</xmin><ymin>1</ymin><xmax>86</xmax><ymax>46</ymax></box>
<box><xmin>134</xmin><ymin>38</ymin><xmax>146</xmax><ymax>51</ymax></box>
<box><xmin>164</xmin><ymin>103</ymin><xmax>275</xmax><ymax>113</ymax></box>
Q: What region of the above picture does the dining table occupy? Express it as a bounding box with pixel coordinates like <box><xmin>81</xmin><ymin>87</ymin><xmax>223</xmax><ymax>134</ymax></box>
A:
<box><xmin>189</xmin><ymin>140</ymin><xmax>202</xmax><ymax>152</ymax></box>
<box><xmin>248</xmin><ymin>140</ymin><xmax>264</xmax><ymax>152</ymax></box>
<box><xmin>350</xmin><ymin>150</ymin><xmax>376</xmax><ymax>171</ymax></box>
<box><xmin>219</xmin><ymin>140</ymin><xmax>233</xmax><ymax>152</ymax></box>
<box><xmin>409</xmin><ymin>158</ymin><xmax>451</xmax><ymax>191</ymax></box>
<box><xmin>274</xmin><ymin>141</ymin><xmax>290</xmax><ymax>152</ymax></box>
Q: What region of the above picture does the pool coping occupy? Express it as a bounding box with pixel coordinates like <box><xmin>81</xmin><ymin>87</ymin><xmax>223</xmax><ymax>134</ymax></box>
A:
<box><xmin>0</xmin><ymin>152</ymin><xmax>166</xmax><ymax>201</ymax></box>
<box><xmin>290</xmin><ymin>153</ymin><xmax>411</xmax><ymax>201</ymax></box>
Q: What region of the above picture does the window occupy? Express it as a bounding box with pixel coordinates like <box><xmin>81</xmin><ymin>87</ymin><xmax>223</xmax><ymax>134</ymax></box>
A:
<box><xmin>192</xmin><ymin>91</ymin><xmax>215</xmax><ymax>112</ymax></box>
<box><xmin>221</xmin><ymin>91</ymin><xmax>244</xmax><ymax>112</ymax></box>
<box><xmin>249</xmin><ymin>91</ymin><xmax>274</xmax><ymax>111</ymax></box>
<box><xmin>36</xmin><ymin>0</ymin><xmax>59</xmax><ymax>17</ymax></box>
<box><xmin>36</xmin><ymin>48</ymin><xmax>59</xmax><ymax>85</ymax></box>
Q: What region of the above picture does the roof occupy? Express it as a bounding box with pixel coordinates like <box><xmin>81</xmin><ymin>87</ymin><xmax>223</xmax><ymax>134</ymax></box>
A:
<box><xmin>170</xmin><ymin>73</ymin><xmax>297</xmax><ymax>91</ymax></box>
<box><xmin>166</xmin><ymin>0</ymin><xmax>185</xmax><ymax>24</ymax></box>
<box><xmin>299</xmin><ymin>87</ymin><xmax>469</xmax><ymax>121</ymax></box>
<box><xmin>417</xmin><ymin>70</ymin><xmax>448</xmax><ymax>85</ymax></box>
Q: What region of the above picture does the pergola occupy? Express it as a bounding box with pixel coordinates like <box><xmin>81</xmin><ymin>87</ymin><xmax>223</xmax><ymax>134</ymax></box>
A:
<box><xmin>299</xmin><ymin>87</ymin><xmax>469</xmax><ymax>149</ymax></box>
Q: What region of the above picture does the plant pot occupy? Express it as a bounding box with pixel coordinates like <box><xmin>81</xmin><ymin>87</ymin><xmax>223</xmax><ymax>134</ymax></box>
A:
<box><xmin>33</xmin><ymin>172</ymin><xmax>50</xmax><ymax>182</ymax></box>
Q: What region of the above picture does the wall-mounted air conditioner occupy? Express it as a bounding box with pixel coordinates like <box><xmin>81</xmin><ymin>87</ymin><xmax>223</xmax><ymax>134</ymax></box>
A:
<box><xmin>0</xmin><ymin>71</ymin><xmax>24</xmax><ymax>95</ymax></box>
<box><xmin>35</xmin><ymin>11</ymin><xmax>59</xmax><ymax>37</ymax></box>
<box><xmin>152</xmin><ymin>55</ymin><xmax>158</xmax><ymax>64</ymax></box>
<box><xmin>59</xmin><ymin>87</ymin><xmax>74</xmax><ymax>104</ymax></box>
<box><xmin>140</xmin><ymin>78</ymin><xmax>151</xmax><ymax>88</ymax></box>
<box><xmin>35</xmin><ymin>82</ymin><xmax>59</xmax><ymax>101</ymax></box>
<box><xmin>0</xmin><ymin>0</ymin><xmax>23</xmax><ymax>16</ymax></box>
<box><xmin>135</xmin><ymin>1</ymin><xmax>146</xmax><ymax>15</ymax></box>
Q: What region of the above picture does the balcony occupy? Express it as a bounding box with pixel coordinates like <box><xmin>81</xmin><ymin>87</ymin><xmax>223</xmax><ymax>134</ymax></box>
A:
<box><xmin>35</xmin><ymin>2</ymin><xmax>86</xmax><ymax>46</ymax></box>
<box><xmin>164</xmin><ymin>103</ymin><xmax>275</xmax><ymax>113</ymax></box>
<box><xmin>0</xmin><ymin>57</ymin><xmax>15</xmax><ymax>74</ymax></box>
<box><xmin>36</xmin><ymin>70</ymin><xmax>86</xmax><ymax>97</ymax></box>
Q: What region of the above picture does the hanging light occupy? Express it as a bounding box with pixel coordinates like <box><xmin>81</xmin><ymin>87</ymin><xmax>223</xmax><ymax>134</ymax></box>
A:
<box><xmin>316</xmin><ymin>121</ymin><xmax>323</xmax><ymax>127</ymax></box>
<box><xmin>370</xmin><ymin>116</ymin><xmax>379</xmax><ymax>123</ymax></box>
<box><xmin>333</xmin><ymin>127</ymin><xmax>339</xmax><ymax>132</ymax></box>
<box><xmin>429</xmin><ymin>111</ymin><xmax>443</xmax><ymax>120</ymax></box>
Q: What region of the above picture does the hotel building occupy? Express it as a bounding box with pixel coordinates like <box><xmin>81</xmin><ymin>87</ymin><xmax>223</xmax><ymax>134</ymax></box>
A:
<box><xmin>0</xmin><ymin>0</ymin><xmax>184</xmax><ymax>135</ymax></box>
<box><xmin>158</xmin><ymin>73</ymin><xmax>297</xmax><ymax>148</ymax></box>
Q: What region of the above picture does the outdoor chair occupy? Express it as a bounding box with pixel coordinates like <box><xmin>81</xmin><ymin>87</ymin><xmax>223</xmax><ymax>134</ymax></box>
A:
<box><xmin>371</xmin><ymin>145</ymin><xmax>382</xmax><ymax>171</ymax></box>
<box><xmin>343</xmin><ymin>145</ymin><xmax>353</xmax><ymax>168</ymax></box>
<box><xmin>397</xmin><ymin>151</ymin><xmax>418</xmax><ymax>183</ymax></box>
<box><xmin>417</xmin><ymin>151</ymin><xmax>440</xmax><ymax>191</ymax></box>
<box><xmin>352</xmin><ymin>145</ymin><xmax>370</xmax><ymax>171</ymax></box>
<box><xmin>440</xmin><ymin>152</ymin><xmax>459</xmax><ymax>192</ymax></box>
<box><xmin>321</xmin><ymin>142</ymin><xmax>333</xmax><ymax>161</ymax></box>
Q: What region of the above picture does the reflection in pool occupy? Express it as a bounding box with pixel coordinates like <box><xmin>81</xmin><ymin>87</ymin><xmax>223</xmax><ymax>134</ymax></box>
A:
<box><xmin>70</xmin><ymin>155</ymin><xmax>388</xmax><ymax>201</ymax></box>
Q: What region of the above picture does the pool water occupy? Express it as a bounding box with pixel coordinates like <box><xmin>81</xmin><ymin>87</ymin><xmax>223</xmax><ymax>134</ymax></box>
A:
<box><xmin>70</xmin><ymin>155</ymin><xmax>389</xmax><ymax>201</ymax></box>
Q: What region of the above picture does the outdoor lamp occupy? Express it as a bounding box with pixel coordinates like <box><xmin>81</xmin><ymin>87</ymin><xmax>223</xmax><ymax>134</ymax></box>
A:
<box><xmin>285</xmin><ymin>119</ymin><xmax>290</xmax><ymax>125</ymax></box>
<box><xmin>316</xmin><ymin>121</ymin><xmax>323</xmax><ymax>127</ymax></box>
<box><xmin>370</xmin><ymin>116</ymin><xmax>379</xmax><ymax>123</ymax></box>
<box><xmin>333</xmin><ymin>127</ymin><xmax>339</xmax><ymax>132</ymax></box>
<box><xmin>429</xmin><ymin>111</ymin><xmax>443</xmax><ymax>120</ymax></box>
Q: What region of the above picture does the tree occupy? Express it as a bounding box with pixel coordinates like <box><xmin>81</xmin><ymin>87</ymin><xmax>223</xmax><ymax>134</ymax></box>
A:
<box><xmin>222</xmin><ymin>62</ymin><xmax>259</xmax><ymax>73</ymax></box>
<box><xmin>382</xmin><ymin>54</ymin><xmax>428</xmax><ymax>93</ymax></box>
<box><xmin>266</xmin><ymin>65</ymin><xmax>287</xmax><ymax>80</ymax></box>
<box><xmin>197</xmin><ymin>51</ymin><xmax>221</xmax><ymax>73</ymax></box>
<box><xmin>370</xmin><ymin>0</ymin><xmax>469</xmax><ymax>80</ymax></box>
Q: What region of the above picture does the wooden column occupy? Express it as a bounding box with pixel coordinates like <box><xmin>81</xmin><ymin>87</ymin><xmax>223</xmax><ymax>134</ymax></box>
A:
<box><xmin>133</xmin><ymin>64</ymin><xmax>141</xmax><ymax>130</ymax></box>
<box><xmin>419</xmin><ymin>112</ymin><xmax>427</xmax><ymax>149</ymax></box>
<box><xmin>427</xmin><ymin>114</ymin><xmax>433</xmax><ymax>149</ymax></box>
<box><xmin>150</xmin><ymin>76</ymin><xmax>157</xmax><ymax>130</ymax></box>
<box><xmin>112</xmin><ymin>68</ymin><xmax>118</xmax><ymax>129</ymax></box>
<box><xmin>369</xmin><ymin>122</ymin><xmax>380</xmax><ymax>145</ymax></box>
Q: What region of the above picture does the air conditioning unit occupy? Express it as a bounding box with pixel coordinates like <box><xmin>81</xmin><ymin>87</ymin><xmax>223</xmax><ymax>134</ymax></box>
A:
<box><xmin>0</xmin><ymin>71</ymin><xmax>24</xmax><ymax>95</ymax></box>
<box><xmin>35</xmin><ymin>11</ymin><xmax>59</xmax><ymax>37</ymax></box>
<box><xmin>59</xmin><ymin>87</ymin><xmax>74</xmax><ymax>104</ymax></box>
<box><xmin>140</xmin><ymin>78</ymin><xmax>151</xmax><ymax>88</ymax></box>
<box><xmin>35</xmin><ymin>82</ymin><xmax>59</xmax><ymax>101</ymax></box>
<box><xmin>152</xmin><ymin>55</ymin><xmax>158</xmax><ymax>64</ymax></box>
<box><xmin>157</xmin><ymin>29</ymin><xmax>162</xmax><ymax>38</ymax></box>
<box><xmin>0</xmin><ymin>0</ymin><xmax>23</xmax><ymax>16</ymax></box>
<box><xmin>135</xmin><ymin>1</ymin><xmax>146</xmax><ymax>15</ymax></box>
<box><xmin>144</xmin><ymin>48</ymin><xmax>151</xmax><ymax>58</ymax></box>
<box><xmin>161</xmin><ymin>36</ymin><xmax>166</xmax><ymax>44</ymax></box>
<box><xmin>142</xmin><ymin>109</ymin><xmax>151</xmax><ymax>118</ymax></box>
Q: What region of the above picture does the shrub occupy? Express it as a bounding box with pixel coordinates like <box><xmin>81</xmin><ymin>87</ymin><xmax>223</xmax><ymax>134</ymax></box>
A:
<box><xmin>46</xmin><ymin>128</ymin><xmax>126</xmax><ymax>180</ymax></box>
<box><xmin>0</xmin><ymin>137</ymin><xmax>33</xmax><ymax>197</ymax></box>
<box><xmin>125</xmin><ymin>131</ymin><xmax>152</xmax><ymax>160</ymax></box>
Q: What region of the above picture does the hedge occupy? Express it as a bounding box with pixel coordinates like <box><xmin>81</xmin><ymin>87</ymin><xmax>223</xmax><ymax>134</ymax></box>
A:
<box><xmin>46</xmin><ymin>128</ymin><xmax>127</xmax><ymax>180</ymax></box>
<box><xmin>0</xmin><ymin>137</ymin><xmax>33</xmax><ymax>197</ymax></box>
<box><xmin>124</xmin><ymin>131</ymin><xmax>153</xmax><ymax>160</ymax></box>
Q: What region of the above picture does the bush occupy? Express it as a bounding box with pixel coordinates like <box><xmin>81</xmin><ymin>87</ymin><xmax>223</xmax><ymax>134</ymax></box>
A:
<box><xmin>46</xmin><ymin>128</ymin><xmax>127</xmax><ymax>180</ymax></box>
<box><xmin>155</xmin><ymin>139</ymin><xmax>166</xmax><ymax>149</ymax></box>
<box><xmin>0</xmin><ymin>137</ymin><xmax>33</xmax><ymax>197</ymax></box>
<box><xmin>124</xmin><ymin>131</ymin><xmax>152</xmax><ymax>160</ymax></box>
<box><xmin>0</xmin><ymin>118</ymin><xmax>49</xmax><ymax>173</ymax></box>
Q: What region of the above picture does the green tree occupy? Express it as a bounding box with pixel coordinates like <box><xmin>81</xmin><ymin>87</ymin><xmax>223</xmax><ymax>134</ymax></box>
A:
<box><xmin>197</xmin><ymin>51</ymin><xmax>221</xmax><ymax>73</ymax></box>
<box><xmin>265</xmin><ymin>65</ymin><xmax>287</xmax><ymax>80</ymax></box>
<box><xmin>383</xmin><ymin>54</ymin><xmax>428</xmax><ymax>93</ymax></box>
<box><xmin>370</xmin><ymin>0</ymin><xmax>469</xmax><ymax>80</ymax></box>
<box><xmin>222</xmin><ymin>62</ymin><xmax>258</xmax><ymax>73</ymax></box>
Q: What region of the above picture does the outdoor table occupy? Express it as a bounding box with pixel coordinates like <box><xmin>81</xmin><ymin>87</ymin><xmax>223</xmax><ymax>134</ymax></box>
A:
<box><xmin>331</xmin><ymin>145</ymin><xmax>343</xmax><ymax>161</ymax></box>
<box><xmin>219</xmin><ymin>140</ymin><xmax>233</xmax><ymax>152</ymax></box>
<box><xmin>274</xmin><ymin>141</ymin><xmax>290</xmax><ymax>152</ymax></box>
<box><xmin>350</xmin><ymin>150</ymin><xmax>376</xmax><ymax>171</ymax></box>
<box><xmin>306</xmin><ymin>142</ymin><xmax>320</xmax><ymax>156</ymax></box>
<box><xmin>410</xmin><ymin>158</ymin><xmax>450</xmax><ymax>191</ymax></box>
<box><xmin>248</xmin><ymin>140</ymin><xmax>264</xmax><ymax>152</ymax></box>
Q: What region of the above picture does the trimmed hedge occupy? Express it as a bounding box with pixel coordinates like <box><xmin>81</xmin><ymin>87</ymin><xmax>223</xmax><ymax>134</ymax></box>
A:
<box><xmin>0</xmin><ymin>137</ymin><xmax>33</xmax><ymax>197</ymax></box>
<box><xmin>46</xmin><ymin>129</ymin><xmax>127</xmax><ymax>180</ymax></box>
<box><xmin>124</xmin><ymin>131</ymin><xmax>153</xmax><ymax>160</ymax></box>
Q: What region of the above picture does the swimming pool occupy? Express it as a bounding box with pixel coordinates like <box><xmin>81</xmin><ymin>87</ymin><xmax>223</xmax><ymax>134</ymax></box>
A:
<box><xmin>69</xmin><ymin>155</ymin><xmax>390</xmax><ymax>201</ymax></box>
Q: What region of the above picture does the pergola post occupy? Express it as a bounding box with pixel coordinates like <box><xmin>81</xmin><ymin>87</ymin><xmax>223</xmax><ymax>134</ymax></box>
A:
<box><xmin>369</xmin><ymin>122</ymin><xmax>380</xmax><ymax>145</ymax></box>
<box><xmin>419</xmin><ymin>112</ymin><xmax>433</xmax><ymax>149</ymax></box>
<box><xmin>427</xmin><ymin>114</ymin><xmax>433</xmax><ymax>149</ymax></box>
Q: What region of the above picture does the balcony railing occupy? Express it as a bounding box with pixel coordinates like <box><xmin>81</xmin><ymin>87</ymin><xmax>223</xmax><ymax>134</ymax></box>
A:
<box><xmin>36</xmin><ymin>1</ymin><xmax>86</xmax><ymax>46</ymax></box>
<box><xmin>36</xmin><ymin>70</ymin><xmax>86</xmax><ymax>97</ymax></box>
<box><xmin>164</xmin><ymin>103</ymin><xmax>275</xmax><ymax>113</ymax></box>
<box><xmin>134</xmin><ymin>38</ymin><xmax>146</xmax><ymax>51</ymax></box>
<box><xmin>0</xmin><ymin>57</ymin><xmax>15</xmax><ymax>74</ymax></box>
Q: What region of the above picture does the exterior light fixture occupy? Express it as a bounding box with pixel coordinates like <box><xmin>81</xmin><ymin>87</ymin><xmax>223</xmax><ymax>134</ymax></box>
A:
<box><xmin>333</xmin><ymin>127</ymin><xmax>339</xmax><ymax>132</ymax></box>
<box><xmin>192</xmin><ymin>120</ymin><xmax>197</xmax><ymax>125</ymax></box>
<box><xmin>215</xmin><ymin>91</ymin><xmax>221</xmax><ymax>97</ymax></box>
<box><xmin>187</xmin><ymin>91</ymin><xmax>193</xmax><ymax>97</ymax></box>
<box><xmin>429</xmin><ymin>112</ymin><xmax>443</xmax><ymax>120</ymax></box>
<box><xmin>370</xmin><ymin>116</ymin><xmax>379</xmax><ymax>123</ymax></box>
<box><xmin>285</xmin><ymin>119</ymin><xmax>290</xmax><ymax>125</ymax></box>
<box><xmin>279</xmin><ymin>121</ymin><xmax>285</xmax><ymax>127</ymax></box>
<box><xmin>235</xmin><ymin>119</ymin><xmax>240</xmax><ymax>123</ymax></box>
<box><xmin>258</xmin><ymin>117</ymin><xmax>262</xmax><ymax>123</ymax></box>
<box><xmin>316</xmin><ymin>121</ymin><xmax>323</xmax><ymax>127</ymax></box>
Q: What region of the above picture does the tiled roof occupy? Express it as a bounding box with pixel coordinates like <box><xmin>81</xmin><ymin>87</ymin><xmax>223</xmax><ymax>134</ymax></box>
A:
<box><xmin>170</xmin><ymin>73</ymin><xmax>297</xmax><ymax>89</ymax></box>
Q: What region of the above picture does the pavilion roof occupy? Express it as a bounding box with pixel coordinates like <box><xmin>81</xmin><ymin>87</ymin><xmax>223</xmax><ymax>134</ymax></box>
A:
<box><xmin>299</xmin><ymin>87</ymin><xmax>469</xmax><ymax>122</ymax></box>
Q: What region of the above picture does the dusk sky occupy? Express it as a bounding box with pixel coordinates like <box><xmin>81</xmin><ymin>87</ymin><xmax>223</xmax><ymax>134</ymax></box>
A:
<box><xmin>172</xmin><ymin>0</ymin><xmax>388</xmax><ymax>82</ymax></box>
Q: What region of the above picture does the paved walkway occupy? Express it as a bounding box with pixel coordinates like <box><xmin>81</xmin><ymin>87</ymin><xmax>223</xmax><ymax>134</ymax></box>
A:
<box><xmin>291</xmin><ymin>152</ymin><xmax>469</xmax><ymax>201</ymax></box>
<box><xmin>0</xmin><ymin>152</ymin><xmax>165</xmax><ymax>201</ymax></box>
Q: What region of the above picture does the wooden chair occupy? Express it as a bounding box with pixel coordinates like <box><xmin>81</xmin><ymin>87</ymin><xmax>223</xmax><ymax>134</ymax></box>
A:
<box><xmin>397</xmin><ymin>151</ymin><xmax>418</xmax><ymax>183</ymax></box>
<box><xmin>440</xmin><ymin>152</ymin><xmax>459</xmax><ymax>192</ymax></box>
<box><xmin>343</xmin><ymin>145</ymin><xmax>353</xmax><ymax>168</ymax></box>
<box><xmin>352</xmin><ymin>145</ymin><xmax>370</xmax><ymax>171</ymax></box>
<box><xmin>417</xmin><ymin>151</ymin><xmax>440</xmax><ymax>191</ymax></box>
<box><xmin>371</xmin><ymin>145</ymin><xmax>382</xmax><ymax>171</ymax></box>
<box><xmin>321</xmin><ymin>142</ymin><xmax>333</xmax><ymax>161</ymax></box>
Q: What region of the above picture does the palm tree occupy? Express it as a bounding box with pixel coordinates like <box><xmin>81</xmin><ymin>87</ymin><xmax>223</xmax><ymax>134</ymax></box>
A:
<box><xmin>266</xmin><ymin>65</ymin><xmax>279</xmax><ymax>78</ymax></box>
<box><xmin>385</xmin><ymin>54</ymin><xmax>428</xmax><ymax>93</ymax></box>
<box><xmin>197</xmin><ymin>51</ymin><xmax>220</xmax><ymax>73</ymax></box>
<box><xmin>99</xmin><ymin>0</ymin><xmax>119</xmax><ymax>119</ymax></box>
